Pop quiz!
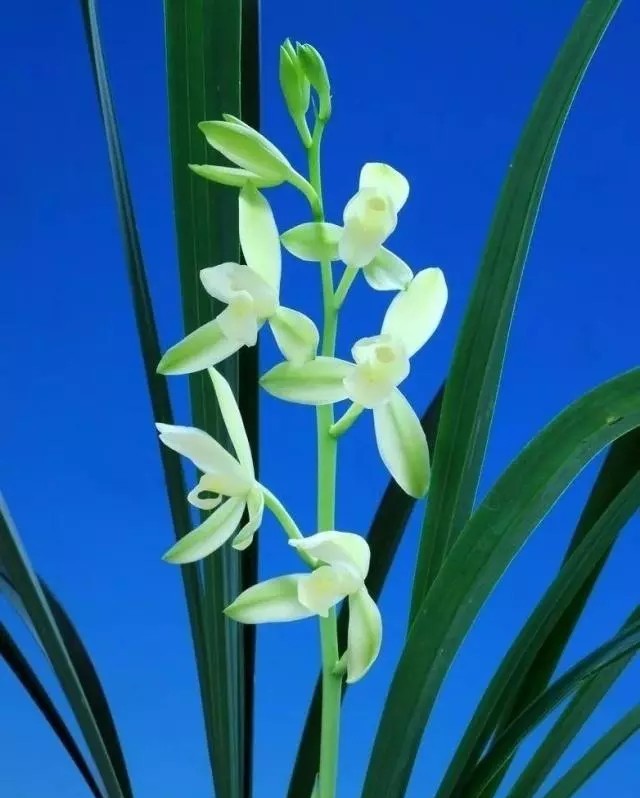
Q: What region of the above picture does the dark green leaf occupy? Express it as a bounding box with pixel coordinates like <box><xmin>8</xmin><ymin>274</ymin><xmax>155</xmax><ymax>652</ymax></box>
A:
<box><xmin>0</xmin><ymin>495</ymin><xmax>129</xmax><ymax>798</ymax></box>
<box><xmin>164</xmin><ymin>2</ymin><xmax>260</xmax><ymax>796</ymax></box>
<box><xmin>410</xmin><ymin>0</ymin><xmax>623</xmax><ymax>616</ymax></box>
<box><xmin>505</xmin><ymin>607</ymin><xmax>640</xmax><ymax>798</ymax></box>
<box><xmin>461</xmin><ymin>615</ymin><xmax>640</xmax><ymax>797</ymax></box>
<box><xmin>0</xmin><ymin>620</ymin><xmax>104</xmax><ymax>798</ymax></box>
<box><xmin>362</xmin><ymin>367</ymin><xmax>640</xmax><ymax>798</ymax></box>
<box><xmin>434</xmin><ymin>430</ymin><xmax>640</xmax><ymax>798</ymax></box>
<box><xmin>540</xmin><ymin>705</ymin><xmax>640</xmax><ymax>798</ymax></box>
<box><xmin>79</xmin><ymin>0</ymin><xmax>214</xmax><ymax>781</ymax></box>
<box><xmin>286</xmin><ymin>386</ymin><xmax>443</xmax><ymax>798</ymax></box>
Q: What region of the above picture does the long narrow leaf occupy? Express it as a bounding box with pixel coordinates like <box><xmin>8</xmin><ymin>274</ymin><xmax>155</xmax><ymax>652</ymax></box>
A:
<box><xmin>541</xmin><ymin>706</ymin><xmax>640</xmax><ymax>798</ymax></box>
<box><xmin>79</xmin><ymin>0</ymin><xmax>213</xmax><ymax>762</ymax></box>
<box><xmin>0</xmin><ymin>621</ymin><xmax>104</xmax><ymax>798</ymax></box>
<box><xmin>434</xmin><ymin>431</ymin><xmax>640</xmax><ymax>798</ymax></box>
<box><xmin>505</xmin><ymin>606</ymin><xmax>640</xmax><ymax>798</ymax></box>
<box><xmin>473</xmin><ymin>430</ymin><xmax>640</xmax><ymax>798</ymax></box>
<box><xmin>362</xmin><ymin>367</ymin><xmax>640</xmax><ymax>798</ymax></box>
<box><xmin>238</xmin><ymin>3</ymin><xmax>261</xmax><ymax>796</ymax></box>
<box><xmin>287</xmin><ymin>386</ymin><xmax>444</xmax><ymax>798</ymax></box>
<box><xmin>461</xmin><ymin>616</ymin><xmax>640</xmax><ymax>798</ymax></box>
<box><xmin>0</xmin><ymin>495</ymin><xmax>129</xmax><ymax>798</ymax></box>
<box><xmin>164</xmin><ymin>2</ymin><xmax>260</xmax><ymax>796</ymax></box>
<box><xmin>410</xmin><ymin>0</ymin><xmax>623</xmax><ymax>615</ymax></box>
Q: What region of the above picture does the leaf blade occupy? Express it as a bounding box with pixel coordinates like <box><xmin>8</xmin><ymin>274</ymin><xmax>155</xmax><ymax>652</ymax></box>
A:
<box><xmin>410</xmin><ymin>0</ymin><xmax>623</xmax><ymax>615</ymax></box>
<box><xmin>0</xmin><ymin>620</ymin><xmax>104</xmax><ymax>798</ymax></box>
<box><xmin>434</xmin><ymin>429</ymin><xmax>640</xmax><ymax>798</ymax></box>
<box><xmin>362</xmin><ymin>367</ymin><xmax>640</xmax><ymax>798</ymax></box>
<box><xmin>540</xmin><ymin>705</ymin><xmax>640</xmax><ymax>798</ymax></box>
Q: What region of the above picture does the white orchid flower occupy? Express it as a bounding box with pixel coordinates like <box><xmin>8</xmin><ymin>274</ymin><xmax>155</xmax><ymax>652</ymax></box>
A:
<box><xmin>340</xmin><ymin>162</ymin><xmax>409</xmax><ymax>268</ymax></box>
<box><xmin>260</xmin><ymin>268</ymin><xmax>447</xmax><ymax>497</ymax></box>
<box><xmin>224</xmin><ymin>531</ymin><xmax>382</xmax><ymax>683</ymax></box>
<box><xmin>156</xmin><ymin>368</ymin><xmax>263</xmax><ymax>563</ymax></box>
<box><xmin>158</xmin><ymin>184</ymin><xmax>319</xmax><ymax>376</ymax></box>
<box><xmin>280</xmin><ymin>163</ymin><xmax>413</xmax><ymax>291</ymax></box>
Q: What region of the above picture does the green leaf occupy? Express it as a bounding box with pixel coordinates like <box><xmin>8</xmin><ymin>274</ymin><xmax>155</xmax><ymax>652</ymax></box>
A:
<box><xmin>462</xmin><ymin>614</ymin><xmax>640</xmax><ymax>797</ymax></box>
<box><xmin>410</xmin><ymin>0</ymin><xmax>623</xmax><ymax>616</ymax></box>
<box><xmin>362</xmin><ymin>367</ymin><xmax>640</xmax><ymax>798</ymax></box>
<box><xmin>79</xmin><ymin>0</ymin><xmax>215</xmax><ymax>786</ymax></box>
<box><xmin>286</xmin><ymin>386</ymin><xmax>443</xmax><ymax>798</ymax></box>
<box><xmin>504</xmin><ymin>606</ymin><xmax>640</xmax><ymax>798</ymax></box>
<box><xmin>164</xmin><ymin>2</ymin><xmax>260</xmax><ymax>797</ymax></box>
<box><xmin>0</xmin><ymin>620</ymin><xmax>104</xmax><ymax>798</ymax></box>
<box><xmin>0</xmin><ymin>495</ymin><xmax>130</xmax><ymax>798</ymax></box>
<box><xmin>540</xmin><ymin>705</ymin><xmax>640</xmax><ymax>798</ymax></box>
<box><xmin>434</xmin><ymin>430</ymin><xmax>640</xmax><ymax>798</ymax></box>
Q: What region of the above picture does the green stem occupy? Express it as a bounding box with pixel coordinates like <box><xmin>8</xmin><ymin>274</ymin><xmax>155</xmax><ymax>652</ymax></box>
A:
<box><xmin>334</xmin><ymin>265</ymin><xmax>359</xmax><ymax>309</ymax></box>
<box><xmin>308</xmin><ymin>117</ymin><xmax>343</xmax><ymax>798</ymax></box>
<box><xmin>261</xmin><ymin>486</ymin><xmax>315</xmax><ymax>568</ymax></box>
<box><xmin>329</xmin><ymin>403</ymin><xmax>364</xmax><ymax>438</ymax></box>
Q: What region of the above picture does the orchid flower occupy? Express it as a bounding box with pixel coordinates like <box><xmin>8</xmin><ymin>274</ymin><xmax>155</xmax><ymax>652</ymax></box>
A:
<box><xmin>280</xmin><ymin>163</ymin><xmax>413</xmax><ymax>291</ymax></box>
<box><xmin>156</xmin><ymin>368</ymin><xmax>263</xmax><ymax>563</ymax></box>
<box><xmin>157</xmin><ymin>184</ymin><xmax>319</xmax><ymax>376</ymax></box>
<box><xmin>224</xmin><ymin>531</ymin><xmax>382</xmax><ymax>683</ymax></box>
<box><xmin>260</xmin><ymin>267</ymin><xmax>448</xmax><ymax>497</ymax></box>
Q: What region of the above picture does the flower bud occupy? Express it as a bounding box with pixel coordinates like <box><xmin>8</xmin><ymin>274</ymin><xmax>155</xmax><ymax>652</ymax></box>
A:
<box><xmin>297</xmin><ymin>43</ymin><xmax>332</xmax><ymax>121</ymax></box>
<box><xmin>279</xmin><ymin>39</ymin><xmax>311</xmax><ymax>124</ymax></box>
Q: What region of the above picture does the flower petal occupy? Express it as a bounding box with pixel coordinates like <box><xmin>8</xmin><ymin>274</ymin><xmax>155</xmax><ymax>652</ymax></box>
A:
<box><xmin>339</xmin><ymin>188</ymin><xmax>397</xmax><ymax>268</ymax></box>
<box><xmin>260</xmin><ymin>357</ymin><xmax>353</xmax><ymax>405</ymax></box>
<box><xmin>157</xmin><ymin>320</ymin><xmax>240</xmax><ymax>375</ymax></box>
<box><xmin>200</xmin><ymin>262</ymin><xmax>278</xmax><ymax>318</ymax></box>
<box><xmin>155</xmin><ymin>423</ymin><xmax>251</xmax><ymax>493</ymax></box>
<box><xmin>346</xmin><ymin>587</ymin><xmax>382</xmax><ymax>683</ymax></box>
<box><xmin>289</xmin><ymin>531</ymin><xmax>370</xmax><ymax>580</ymax></box>
<box><xmin>187</xmin><ymin>474</ymin><xmax>223</xmax><ymax>510</ymax></box>
<box><xmin>297</xmin><ymin>565</ymin><xmax>361</xmax><ymax>617</ymax></box>
<box><xmin>239</xmin><ymin>184</ymin><xmax>281</xmax><ymax>293</ymax></box>
<box><xmin>188</xmin><ymin>164</ymin><xmax>280</xmax><ymax>188</ymax></box>
<box><xmin>162</xmin><ymin>497</ymin><xmax>246</xmax><ymax>564</ymax></box>
<box><xmin>208</xmin><ymin>367</ymin><xmax>254</xmax><ymax>476</ymax></box>
<box><xmin>372</xmin><ymin>389</ymin><xmax>430</xmax><ymax>498</ymax></box>
<box><xmin>359</xmin><ymin>162</ymin><xmax>409</xmax><ymax>212</ymax></box>
<box><xmin>224</xmin><ymin>575</ymin><xmax>314</xmax><ymax>623</ymax></box>
<box><xmin>382</xmin><ymin>267</ymin><xmax>448</xmax><ymax>357</ymax></box>
<box><xmin>269</xmin><ymin>306</ymin><xmax>319</xmax><ymax>365</ymax></box>
<box><xmin>199</xmin><ymin>120</ymin><xmax>293</xmax><ymax>183</ymax></box>
<box><xmin>280</xmin><ymin>222</ymin><xmax>342</xmax><ymax>262</ymax></box>
<box><xmin>363</xmin><ymin>247</ymin><xmax>413</xmax><ymax>291</ymax></box>
<box><xmin>232</xmin><ymin>487</ymin><xmax>264</xmax><ymax>551</ymax></box>
<box><xmin>216</xmin><ymin>293</ymin><xmax>261</xmax><ymax>346</ymax></box>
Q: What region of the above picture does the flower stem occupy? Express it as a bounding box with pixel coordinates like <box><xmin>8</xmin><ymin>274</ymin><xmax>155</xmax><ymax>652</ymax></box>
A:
<box><xmin>308</xmin><ymin>116</ymin><xmax>343</xmax><ymax>798</ymax></box>
<box><xmin>260</xmin><ymin>486</ymin><xmax>316</xmax><ymax>568</ymax></box>
<box><xmin>329</xmin><ymin>403</ymin><xmax>364</xmax><ymax>438</ymax></box>
<box><xmin>334</xmin><ymin>265</ymin><xmax>359</xmax><ymax>309</ymax></box>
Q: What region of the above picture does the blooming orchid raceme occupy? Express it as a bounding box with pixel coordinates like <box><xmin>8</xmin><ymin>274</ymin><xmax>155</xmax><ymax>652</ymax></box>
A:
<box><xmin>224</xmin><ymin>531</ymin><xmax>382</xmax><ymax>683</ymax></box>
<box><xmin>157</xmin><ymin>368</ymin><xmax>263</xmax><ymax>563</ymax></box>
<box><xmin>155</xmin><ymin>41</ymin><xmax>450</xmax><ymax>798</ymax></box>
<box><xmin>157</xmin><ymin>184</ymin><xmax>319</xmax><ymax>376</ymax></box>
<box><xmin>260</xmin><ymin>267</ymin><xmax>448</xmax><ymax>498</ymax></box>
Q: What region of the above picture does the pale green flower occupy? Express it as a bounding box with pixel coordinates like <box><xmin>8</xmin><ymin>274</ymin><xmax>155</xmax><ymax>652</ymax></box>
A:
<box><xmin>281</xmin><ymin>220</ymin><xmax>413</xmax><ymax>291</ymax></box>
<box><xmin>260</xmin><ymin>268</ymin><xmax>448</xmax><ymax>497</ymax></box>
<box><xmin>339</xmin><ymin>163</ymin><xmax>409</xmax><ymax>268</ymax></box>
<box><xmin>225</xmin><ymin>531</ymin><xmax>382</xmax><ymax>683</ymax></box>
<box><xmin>156</xmin><ymin>368</ymin><xmax>263</xmax><ymax>563</ymax></box>
<box><xmin>158</xmin><ymin>185</ymin><xmax>319</xmax><ymax>375</ymax></box>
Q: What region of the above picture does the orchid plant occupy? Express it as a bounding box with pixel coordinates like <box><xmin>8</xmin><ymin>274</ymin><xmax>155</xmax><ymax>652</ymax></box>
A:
<box><xmin>154</xmin><ymin>41</ymin><xmax>447</xmax><ymax>797</ymax></box>
<box><xmin>3</xmin><ymin>7</ymin><xmax>636</xmax><ymax>798</ymax></box>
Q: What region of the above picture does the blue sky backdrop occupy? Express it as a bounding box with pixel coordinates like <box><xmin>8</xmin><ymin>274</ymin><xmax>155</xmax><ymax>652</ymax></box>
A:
<box><xmin>1</xmin><ymin>1</ymin><xmax>639</xmax><ymax>796</ymax></box>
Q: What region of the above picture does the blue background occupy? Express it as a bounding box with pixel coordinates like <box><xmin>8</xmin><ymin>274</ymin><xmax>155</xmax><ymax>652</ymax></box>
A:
<box><xmin>1</xmin><ymin>1</ymin><xmax>639</xmax><ymax>796</ymax></box>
